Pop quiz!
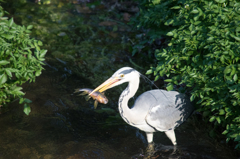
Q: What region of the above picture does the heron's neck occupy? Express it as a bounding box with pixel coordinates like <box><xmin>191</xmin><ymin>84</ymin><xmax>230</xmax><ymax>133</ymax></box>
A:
<box><xmin>118</xmin><ymin>77</ymin><xmax>139</xmax><ymax>124</ymax></box>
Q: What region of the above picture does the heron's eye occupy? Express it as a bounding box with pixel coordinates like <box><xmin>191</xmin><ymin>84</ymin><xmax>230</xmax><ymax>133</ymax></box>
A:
<box><xmin>120</xmin><ymin>74</ymin><xmax>124</xmax><ymax>78</ymax></box>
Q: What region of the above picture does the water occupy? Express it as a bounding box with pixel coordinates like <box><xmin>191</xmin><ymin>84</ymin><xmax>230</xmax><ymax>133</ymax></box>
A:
<box><xmin>0</xmin><ymin>0</ymin><xmax>238</xmax><ymax>158</ymax></box>
<box><xmin>0</xmin><ymin>64</ymin><xmax>237</xmax><ymax>159</ymax></box>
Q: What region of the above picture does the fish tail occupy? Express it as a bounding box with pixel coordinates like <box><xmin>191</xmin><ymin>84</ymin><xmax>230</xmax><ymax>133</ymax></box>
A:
<box><xmin>85</xmin><ymin>95</ymin><xmax>91</xmax><ymax>101</ymax></box>
<box><xmin>79</xmin><ymin>91</ymin><xmax>88</xmax><ymax>96</ymax></box>
<box><xmin>74</xmin><ymin>89</ymin><xmax>81</xmax><ymax>93</ymax></box>
<box><xmin>74</xmin><ymin>88</ymin><xmax>91</xmax><ymax>94</ymax></box>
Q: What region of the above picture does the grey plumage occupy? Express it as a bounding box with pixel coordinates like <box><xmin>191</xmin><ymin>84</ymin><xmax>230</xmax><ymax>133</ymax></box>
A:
<box><xmin>91</xmin><ymin>67</ymin><xmax>194</xmax><ymax>145</ymax></box>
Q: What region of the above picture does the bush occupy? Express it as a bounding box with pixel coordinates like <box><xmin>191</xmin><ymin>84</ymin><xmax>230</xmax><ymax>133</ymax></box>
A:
<box><xmin>133</xmin><ymin>0</ymin><xmax>240</xmax><ymax>148</ymax></box>
<box><xmin>0</xmin><ymin>4</ymin><xmax>47</xmax><ymax>115</ymax></box>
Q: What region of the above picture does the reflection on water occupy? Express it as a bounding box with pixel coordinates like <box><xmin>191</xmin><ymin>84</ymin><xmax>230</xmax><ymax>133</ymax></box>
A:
<box><xmin>0</xmin><ymin>0</ymin><xmax>238</xmax><ymax>159</ymax></box>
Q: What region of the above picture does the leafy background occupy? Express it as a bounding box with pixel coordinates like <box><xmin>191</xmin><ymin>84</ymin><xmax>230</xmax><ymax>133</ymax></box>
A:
<box><xmin>132</xmin><ymin>0</ymin><xmax>240</xmax><ymax>149</ymax></box>
<box><xmin>0</xmin><ymin>3</ymin><xmax>47</xmax><ymax>115</ymax></box>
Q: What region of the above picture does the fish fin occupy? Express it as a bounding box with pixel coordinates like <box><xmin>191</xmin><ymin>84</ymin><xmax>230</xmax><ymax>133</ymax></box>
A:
<box><xmin>94</xmin><ymin>100</ymin><xmax>98</xmax><ymax>109</ymax></box>
<box><xmin>79</xmin><ymin>92</ymin><xmax>88</xmax><ymax>96</ymax></box>
<box><xmin>85</xmin><ymin>95</ymin><xmax>91</xmax><ymax>101</ymax></box>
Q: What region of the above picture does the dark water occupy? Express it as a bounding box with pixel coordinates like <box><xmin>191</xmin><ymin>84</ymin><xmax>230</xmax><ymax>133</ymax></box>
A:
<box><xmin>0</xmin><ymin>64</ymin><xmax>237</xmax><ymax>159</ymax></box>
<box><xmin>0</xmin><ymin>0</ymin><xmax>238</xmax><ymax>159</ymax></box>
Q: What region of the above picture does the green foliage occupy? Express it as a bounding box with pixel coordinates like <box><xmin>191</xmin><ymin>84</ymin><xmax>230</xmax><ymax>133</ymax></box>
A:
<box><xmin>0</xmin><ymin>5</ymin><xmax>46</xmax><ymax>115</ymax></box>
<box><xmin>8</xmin><ymin>1</ymin><xmax>137</xmax><ymax>85</ymax></box>
<box><xmin>134</xmin><ymin>0</ymin><xmax>240</xmax><ymax>148</ymax></box>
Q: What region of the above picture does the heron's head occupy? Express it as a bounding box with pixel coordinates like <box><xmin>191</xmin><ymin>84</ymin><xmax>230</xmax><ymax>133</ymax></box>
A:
<box><xmin>90</xmin><ymin>67</ymin><xmax>140</xmax><ymax>95</ymax></box>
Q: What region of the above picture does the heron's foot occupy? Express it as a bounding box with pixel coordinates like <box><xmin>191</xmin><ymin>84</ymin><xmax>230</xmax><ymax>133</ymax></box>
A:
<box><xmin>143</xmin><ymin>142</ymin><xmax>155</xmax><ymax>159</ymax></box>
<box><xmin>172</xmin><ymin>145</ymin><xmax>177</xmax><ymax>154</ymax></box>
<box><xmin>146</xmin><ymin>142</ymin><xmax>155</xmax><ymax>152</ymax></box>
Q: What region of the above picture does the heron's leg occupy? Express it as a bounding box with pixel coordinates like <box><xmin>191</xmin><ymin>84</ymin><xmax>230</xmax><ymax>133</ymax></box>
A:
<box><xmin>165</xmin><ymin>129</ymin><xmax>177</xmax><ymax>145</ymax></box>
<box><xmin>146</xmin><ymin>132</ymin><xmax>153</xmax><ymax>143</ymax></box>
<box><xmin>145</xmin><ymin>132</ymin><xmax>155</xmax><ymax>154</ymax></box>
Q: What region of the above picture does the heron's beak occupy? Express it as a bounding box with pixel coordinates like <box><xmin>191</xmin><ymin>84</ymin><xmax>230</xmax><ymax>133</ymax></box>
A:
<box><xmin>90</xmin><ymin>77</ymin><xmax>120</xmax><ymax>95</ymax></box>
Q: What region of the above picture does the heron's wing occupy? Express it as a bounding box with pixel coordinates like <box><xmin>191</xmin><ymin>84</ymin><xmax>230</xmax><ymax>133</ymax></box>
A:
<box><xmin>145</xmin><ymin>90</ymin><xmax>194</xmax><ymax>131</ymax></box>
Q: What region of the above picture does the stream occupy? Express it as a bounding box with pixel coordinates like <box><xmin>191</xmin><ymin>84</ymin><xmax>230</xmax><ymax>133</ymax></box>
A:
<box><xmin>0</xmin><ymin>0</ymin><xmax>238</xmax><ymax>158</ymax></box>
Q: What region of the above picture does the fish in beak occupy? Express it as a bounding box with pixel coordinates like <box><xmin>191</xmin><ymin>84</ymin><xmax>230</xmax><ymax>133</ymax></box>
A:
<box><xmin>90</xmin><ymin>77</ymin><xmax>121</xmax><ymax>95</ymax></box>
<box><xmin>74</xmin><ymin>88</ymin><xmax>108</xmax><ymax>109</ymax></box>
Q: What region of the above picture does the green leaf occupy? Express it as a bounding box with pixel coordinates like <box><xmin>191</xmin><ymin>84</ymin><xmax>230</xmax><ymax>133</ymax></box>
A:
<box><xmin>190</xmin><ymin>94</ymin><xmax>195</xmax><ymax>101</ymax></box>
<box><xmin>194</xmin><ymin>21</ymin><xmax>201</xmax><ymax>25</ymax></box>
<box><xmin>224</xmin><ymin>67</ymin><xmax>231</xmax><ymax>74</ymax></box>
<box><xmin>11</xmin><ymin>87</ymin><xmax>25</xmax><ymax>96</ymax></box>
<box><xmin>0</xmin><ymin>22</ymin><xmax>6</xmax><ymax>25</ymax></box>
<box><xmin>0</xmin><ymin>60</ymin><xmax>10</xmax><ymax>65</ymax></box>
<box><xmin>233</xmin><ymin>74</ymin><xmax>238</xmax><ymax>81</ymax></box>
<box><xmin>219</xmin><ymin>109</ymin><xmax>225</xmax><ymax>115</ymax></box>
<box><xmin>230</xmin><ymin>133</ymin><xmax>239</xmax><ymax>138</ymax></box>
<box><xmin>154</xmin><ymin>75</ymin><xmax>160</xmax><ymax>81</ymax></box>
<box><xmin>171</xmin><ymin>6</ymin><xmax>181</xmax><ymax>9</ymax></box>
<box><xmin>222</xmin><ymin>130</ymin><xmax>228</xmax><ymax>135</ymax></box>
<box><xmin>215</xmin><ymin>0</ymin><xmax>226</xmax><ymax>3</ymax></box>
<box><xmin>5</xmin><ymin>34</ymin><xmax>14</xmax><ymax>40</ymax></box>
<box><xmin>146</xmin><ymin>69</ymin><xmax>153</xmax><ymax>75</ymax></box>
<box><xmin>164</xmin><ymin>19</ymin><xmax>174</xmax><ymax>26</ymax></box>
<box><xmin>0</xmin><ymin>73</ymin><xmax>7</xmax><ymax>85</ymax></box>
<box><xmin>19</xmin><ymin>98</ymin><xmax>24</xmax><ymax>104</ymax></box>
<box><xmin>5</xmin><ymin>68</ymin><xmax>12</xmax><ymax>77</ymax></box>
<box><xmin>164</xmin><ymin>79</ymin><xmax>172</xmax><ymax>82</ymax></box>
<box><xmin>231</xmin><ymin>66</ymin><xmax>236</xmax><ymax>76</ymax></box>
<box><xmin>233</xmin><ymin>36</ymin><xmax>240</xmax><ymax>42</ymax></box>
<box><xmin>35</xmin><ymin>70</ymin><xmax>42</xmax><ymax>76</ymax></box>
<box><xmin>24</xmin><ymin>98</ymin><xmax>32</xmax><ymax>104</ymax></box>
<box><xmin>23</xmin><ymin>103</ymin><xmax>31</xmax><ymax>115</ymax></box>
<box><xmin>191</xmin><ymin>9</ymin><xmax>199</xmax><ymax>14</ymax></box>
<box><xmin>40</xmin><ymin>50</ymin><xmax>47</xmax><ymax>58</ymax></box>
<box><xmin>220</xmin><ymin>55</ymin><xmax>225</xmax><ymax>63</ymax></box>
<box><xmin>216</xmin><ymin>116</ymin><xmax>221</xmax><ymax>124</ymax></box>
<box><xmin>166</xmin><ymin>32</ymin><xmax>173</xmax><ymax>36</ymax></box>
<box><xmin>207</xmin><ymin>37</ymin><xmax>214</xmax><ymax>41</ymax></box>
<box><xmin>152</xmin><ymin>0</ymin><xmax>160</xmax><ymax>5</ymax></box>
<box><xmin>166</xmin><ymin>83</ymin><xmax>173</xmax><ymax>91</ymax></box>
<box><xmin>159</xmin><ymin>70</ymin><xmax>165</xmax><ymax>76</ymax></box>
<box><xmin>27</xmin><ymin>25</ymin><xmax>33</xmax><ymax>30</ymax></box>
<box><xmin>9</xmin><ymin>17</ymin><xmax>14</xmax><ymax>27</ymax></box>
<box><xmin>14</xmin><ymin>90</ymin><xmax>25</xmax><ymax>96</ymax></box>
<box><xmin>38</xmin><ymin>41</ymin><xmax>43</xmax><ymax>46</ymax></box>
<box><xmin>12</xmin><ymin>86</ymin><xmax>22</xmax><ymax>92</ymax></box>
<box><xmin>38</xmin><ymin>58</ymin><xmax>45</xmax><ymax>61</ymax></box>
<box><xmin>209</xmin><ymin>116</ymin><xmax>216</xmax><ymax>122</ymax></box>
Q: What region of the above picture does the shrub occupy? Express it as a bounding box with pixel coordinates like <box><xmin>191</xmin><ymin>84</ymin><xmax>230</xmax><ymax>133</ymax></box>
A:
<box><xmin>0</xmin><ymin>4</ymin><xmax>47</xmax><ymax>115</ymax></box>
<box><xmin>133</xmin><ymin>0</ymin><xmax>240</xmax><ymax>148</ymax></box>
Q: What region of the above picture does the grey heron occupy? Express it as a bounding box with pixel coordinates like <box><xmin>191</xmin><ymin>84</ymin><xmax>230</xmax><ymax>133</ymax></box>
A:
<box><xmin>90</xmin><ymin>67</ymin><xmax>194</xmax><ymax>146</ymax></box>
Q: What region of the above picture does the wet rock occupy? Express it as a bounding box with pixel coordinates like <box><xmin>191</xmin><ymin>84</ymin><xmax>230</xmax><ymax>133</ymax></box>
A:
<box><xmin>44</xmin><ymin>154</ymin><xmax>54</xmax><ymax>159</ymax></box>
<box><xmin>98</xmin><ymin>21</ymin><xmax>117</xmax><ymax>26</ymax></box>
<box><xmin>123</xmin><ymin>12</ymin><xmax>131</xmax><ymax>22</ymax></box>
<box><xmin>109</xmin><ymin>32</ymin><xmax>118</xmax><ymax>38</ymax></box>
<box><xmin>76</xmin><ymin>5</ymin><xmax>91</xmax><ymax>13</ymax></box>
